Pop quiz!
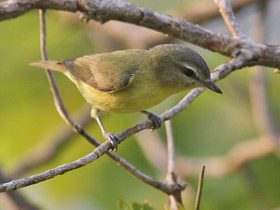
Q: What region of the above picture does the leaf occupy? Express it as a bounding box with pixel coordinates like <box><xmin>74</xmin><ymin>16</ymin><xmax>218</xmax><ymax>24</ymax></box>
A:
<box><xmin>117</xmin><ymin>199</ymin><xmax>156</xmax><ymax>210</ymax></box>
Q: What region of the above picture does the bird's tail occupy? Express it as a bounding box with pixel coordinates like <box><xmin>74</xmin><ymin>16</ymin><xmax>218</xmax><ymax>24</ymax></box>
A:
<box><xmin>29</xmin><ymin>60</ymin><xmax>66</xmax><ymax>73</ymax></box>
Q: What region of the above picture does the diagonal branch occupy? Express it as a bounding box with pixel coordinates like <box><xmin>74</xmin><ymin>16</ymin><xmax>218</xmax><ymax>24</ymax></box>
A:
<box><xmin>0</xmin><ymin>0</ymin><xmax>280</xmax><ymax>69</ymax></box>
<box><xmin>0</xmin><ymin>142</ymin><xmax>111</xmax><ymax>192</ymax></box>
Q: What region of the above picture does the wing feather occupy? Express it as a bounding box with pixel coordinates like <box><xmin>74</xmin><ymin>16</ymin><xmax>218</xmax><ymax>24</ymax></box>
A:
<box><xmin>62</xmin><ymin>54</ymin><xmax>135</xmax><ymax>92</ymax></box>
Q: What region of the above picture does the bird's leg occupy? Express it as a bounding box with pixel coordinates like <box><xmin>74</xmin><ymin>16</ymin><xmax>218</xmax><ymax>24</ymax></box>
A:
<box><xmin>141</xmin><ymin>110</ymin><xmax>162</xmax><ymax>131</ymax></box>
<box><xmin>95</xmin><ymin>115</ymin><xmax>118</xmax><ymax>152</ymax></box>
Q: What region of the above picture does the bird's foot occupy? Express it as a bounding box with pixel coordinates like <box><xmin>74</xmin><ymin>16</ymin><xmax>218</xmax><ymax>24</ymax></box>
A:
<box><xmin>104</xmin><ymin>133</ymin><xmax>119</xmax><ymax>152</ymax></box>
<box><xmin>141</xmin><ymin>110</ymin><xmax>162</xmax><ymax>131</ymax></box>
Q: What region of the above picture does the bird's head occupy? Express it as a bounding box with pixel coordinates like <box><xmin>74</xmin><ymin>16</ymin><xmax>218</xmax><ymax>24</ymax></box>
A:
<box><xmin>149</xmin><ymin>44</ymin><xmax>222</xmax><ymax>94</ymax></box>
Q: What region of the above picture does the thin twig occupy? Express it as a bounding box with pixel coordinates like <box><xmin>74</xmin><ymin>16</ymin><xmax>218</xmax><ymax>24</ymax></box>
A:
<box><xmin>195</xmin><ymin>165</ymin><xmax>205</xmax><ymax>210</ymax></box>
<box><xmin>166</xmin><ymin>120</ymin><xmax>175</xmax><ymax>175</ymax></box>
<box><xmin>0</xmin><ymin>142</ymin><xmax>111</xmax><ymax>192</ymax></box>
<box><xmin>165</xmin><ymin>120</ymin><xmax>183</xmax><ymax>209</ymax></box>
<box><xmin>39</xmin><ymin>9</ymin><xmax>80</xmax><ymax>131</ymax></box>
<box><xmin>214</xmin><ymin>0</ymin><xmax>245</xmax><ymax>38</ymax></box>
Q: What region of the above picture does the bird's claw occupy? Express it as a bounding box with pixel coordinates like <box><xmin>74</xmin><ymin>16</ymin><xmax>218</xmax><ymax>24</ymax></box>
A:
<box><xmin>104</xmin><ymin>133</ymin><xmax>118</xmax><ymax>152</ymax></box>
<box><xmin>142</xmin><ymin>111</ymin><xmax>161</xmax><ymax>131</ymax></box>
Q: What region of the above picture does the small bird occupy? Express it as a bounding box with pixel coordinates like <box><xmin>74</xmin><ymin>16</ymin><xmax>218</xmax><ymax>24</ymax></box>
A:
<box><xmin>30</xmin><ymin>44</ymin><xmax>222</xmax><ymax>151</ymax></box>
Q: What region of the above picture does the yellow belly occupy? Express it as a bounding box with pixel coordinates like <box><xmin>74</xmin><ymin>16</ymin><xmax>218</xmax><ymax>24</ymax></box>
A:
<box><xmin>66</xmin><ymin>72</ymin><xmax>180</xmax><ymax>114</ymax></box>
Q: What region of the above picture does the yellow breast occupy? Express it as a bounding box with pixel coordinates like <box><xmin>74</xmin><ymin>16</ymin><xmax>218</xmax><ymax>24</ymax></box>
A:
<box><xmin>66</xmin><ymin>71</ymin><xmax>180</xmax><ymax>114</ymax></box>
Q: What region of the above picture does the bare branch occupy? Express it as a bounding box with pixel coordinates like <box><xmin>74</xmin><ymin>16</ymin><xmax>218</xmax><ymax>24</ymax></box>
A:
<box><xmin>214</xmin><ymin>0</ymin><xmax>245</xmax><ymax>38</ymax></box>
<box><xmin>0</xmin><ymin>141</ymin><xmax>112</xmax><ymax>192</ymax></box>
<box><xmin>195</xmin><ymin>166</ymin><xmax>205</xmax><ymax>210</ymax></box>
<box><xmin>0</xmin><ymin>0</ymin><xmax>280</xmax><ymax>69</ymax></box>
<box><xmin>82</xmin><ymin>0</ymin><xmax>261</xmax><ymax>50</ymax></box>
<box><xmin>107</xmin><ymin>152</ymin><xmax>186</xmax><ymax>195</ymax></box>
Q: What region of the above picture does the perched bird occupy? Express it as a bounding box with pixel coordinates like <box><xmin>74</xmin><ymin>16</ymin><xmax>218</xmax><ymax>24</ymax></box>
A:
<box><xmin>30</xmin><ymin>44</ymin><xmax>222</xmax><ymax>151</ymax></box>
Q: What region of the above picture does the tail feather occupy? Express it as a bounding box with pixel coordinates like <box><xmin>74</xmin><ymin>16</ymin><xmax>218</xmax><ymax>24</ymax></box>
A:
<box><xmin>30</xmin><ymin>60</ymin><xmax>66</xmax><ymax>73</ymax></box>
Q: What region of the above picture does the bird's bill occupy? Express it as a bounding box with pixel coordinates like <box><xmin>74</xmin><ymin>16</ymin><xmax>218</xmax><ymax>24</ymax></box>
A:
<box><xmin>204</xmin><ymin>81</ymin><xmax>223</xmax><ymax>94</ymax></box>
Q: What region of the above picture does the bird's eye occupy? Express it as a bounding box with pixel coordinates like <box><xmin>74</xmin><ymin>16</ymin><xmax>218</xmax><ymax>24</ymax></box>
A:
<box><xmin>183</xmin><ymin>68</ymin><xmax>195</xmax><ymax>77</ymax></box>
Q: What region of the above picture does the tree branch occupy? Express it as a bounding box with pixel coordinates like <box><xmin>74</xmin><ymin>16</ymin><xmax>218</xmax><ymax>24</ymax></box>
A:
<box><xmin>0</xmin><ymin>0</ymin><xmax>280</xmax><ymax>69</ymax></box>
<box><xmin>0</xmin><ymin>142</ymin><xmax>111</xmax><ymax>192</ymax></box>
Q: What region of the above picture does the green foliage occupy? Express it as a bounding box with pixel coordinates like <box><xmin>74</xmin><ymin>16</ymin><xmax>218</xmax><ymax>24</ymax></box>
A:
<box><xmin>117</xmin><ymin>200</ymin><xmax>155</xmax><ymax>210</ymax></box>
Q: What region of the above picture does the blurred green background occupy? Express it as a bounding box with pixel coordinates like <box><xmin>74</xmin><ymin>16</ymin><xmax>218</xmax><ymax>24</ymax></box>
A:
<box><xmin>0</xmin><ymin>0</ymin><xmax>280</xmax><ymax>209</ymax></box>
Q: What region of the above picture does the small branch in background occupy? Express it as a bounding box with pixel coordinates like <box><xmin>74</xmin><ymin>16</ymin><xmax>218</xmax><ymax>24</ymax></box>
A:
<box><xmin>181</xmin><ymin>0</ymin><xmax>263</xmax><ymax>24</ymax></box>
<box><xmin>166</xmin><ymin>120</ymin><xmax>175</xmax><ymax>175</ymax></box>
<box><xmin>136</xmin><ymin>131</ymin><xmax>167</xmax><ymax>173</ymax></box>
<box><xmin>0</xmin><ymin>167</ymin><xmax>40</xmax><ymax>210</ymax></box>
<box><xmin>165</xmin><ymin>120</ymin><xmax>184</xmax><ymax>209</ymax></box>
<box><xmin>249</xmin><ymin>0</ymin><xmax>279</xmax><ymax>145</ymax></box>
<box><xmin>214</xmin><ymin>0</ymin><xmax>246</xmax><ymax>38</ymax></box>
<box><xmin>176</xmin><ymin>135</ymin><xmax>277</xmax><ymax>177</ymax></box>
<box><xmin>195</xmin><ymin>166</ymin><xmax>206</xmax><ymax>210</ymax></box>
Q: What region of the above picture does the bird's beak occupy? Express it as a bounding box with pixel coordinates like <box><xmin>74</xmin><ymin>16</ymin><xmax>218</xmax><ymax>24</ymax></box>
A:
<box><xmin>204</xmin><ymin>81</ymin><xmax>223</xmax><ymax>94</ymax></box>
